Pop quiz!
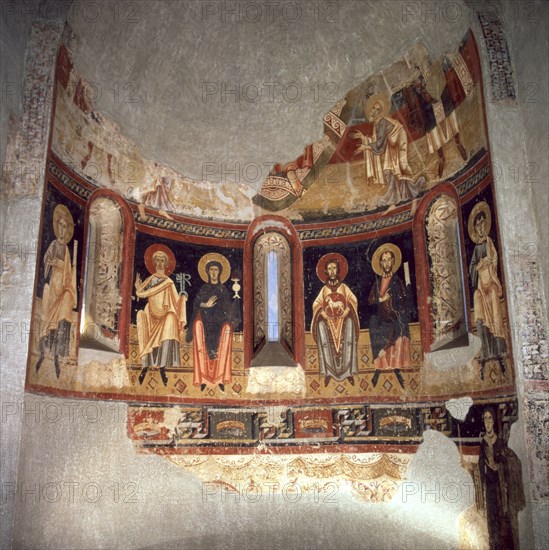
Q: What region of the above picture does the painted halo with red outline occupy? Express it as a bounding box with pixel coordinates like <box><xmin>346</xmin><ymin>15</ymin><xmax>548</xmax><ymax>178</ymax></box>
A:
<box><xmin>144</xmin><ymin>243</ymin><xmax>176</xmax><ymax>276</ymax></box>
<box><xmin>316</xmin><ymin>252</ymin><xmax>349</xmax><ymax>284</ymax></box>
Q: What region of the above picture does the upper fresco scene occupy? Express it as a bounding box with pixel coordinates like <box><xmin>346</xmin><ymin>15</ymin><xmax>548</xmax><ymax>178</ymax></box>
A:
<box><xmin>256</xmin><ymin>33</ymin><xmax>485</xmax><ymax>220</ymax></box>
<box><xmin>52</xmin><ymin>28</ymin><xmax>484</xmax><ymax>223</ymax></box>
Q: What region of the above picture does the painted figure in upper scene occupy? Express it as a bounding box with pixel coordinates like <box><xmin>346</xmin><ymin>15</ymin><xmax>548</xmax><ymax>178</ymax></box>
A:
<box><xmin>135</xmin><ymin>244</ymin><xmax>187</xmax><ymax>386</ymax></box>
<box><xmin>187</xmin><ymin>253</ymin><xmax>237</xmax><ymax>391</ymax></box>
<box><xmin>138</xmin><ymin>175</ymin><xmax>175</xmax><ymax>221</ymax></box>
<box><xmin>311</xmin><ymin>253</ymin><xmax>359</xmax><ymax>387</ymax></box>
<box><xmin>268</xmin><ymin>144</ymin><xmax>314</xmax><ymax>198</ymax></box>
<box><xmin>402</xmin><ymin>66</ymin><xmax>468</xmax><ymax>178</ymax></box>
<box><xmin>35</xmin><ymin>204</ymin><xmax>78</xmax><ymax>378</ymax></box>
<box><xmin>468</xmin><ymin>202</ymin><xmax>507</xmax><ymax>380</ymax></box>
<box><xmin>478</xmin><ymin>407</ymin><xmax>525</xmax><ymax>550</ymax></box>
<box><xmin>351</xmin><ymin>94</ymin><xmax>426</xmax><ymax>214</ymax></box>
<box><xmin>368</xmin><ymin>244</ymin><xmax>413</xmax><ymax>389</ymax></box>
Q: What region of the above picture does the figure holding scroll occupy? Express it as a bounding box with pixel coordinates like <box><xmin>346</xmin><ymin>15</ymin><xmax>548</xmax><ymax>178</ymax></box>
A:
<box><xmin>368</xmin><ymin>243</ymin><xmax>413</xmax><ymax>389</ymax></box>
<box><xmin>352</xmin><ymin>94</ymin><xmax>425</xmax><ymax>214</ymax></box>
<box><xmin>35</xmin><ymin>205</ymin><xmax>78</xmax><ymax>378</ymax></box>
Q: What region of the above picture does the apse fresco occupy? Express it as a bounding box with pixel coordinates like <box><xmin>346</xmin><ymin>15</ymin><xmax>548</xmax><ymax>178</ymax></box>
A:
<box><xmin>462</xmin><ymin>185</ymin><xmax>510</xmax><ymax>383</ymax></box>
<box><xmin>255</xmin><ymin>31</ymin><xmax>486</xmax><ymax>220</ymax></box>
<box><xmin>26</xmin><ymin>181</ymin><xmax>84</xmax><ymax>383</ymax></box>
<box><xmin>26</xmin><ymin>27</ymin><xmax>524</xmax><ymax>543</ymax></box>
<box><xmin>303</xmin><ymin>235</ymin><xmax>421</xmax><ymax>393</ymax></box>
<box><xmin>130</xmin><ymin>234</ymin><xmax>243</xmax><ymax>390</ymax></box>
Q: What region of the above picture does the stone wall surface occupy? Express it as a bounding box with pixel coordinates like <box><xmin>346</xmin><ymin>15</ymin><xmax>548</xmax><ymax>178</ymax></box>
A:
<box><xmin>475</xmin><ymin>1</ymin><xmax>548</xmax><ymax>548</ymax></box>
<box><xmin>1</xmin><ymin>12</ymin><xmax>65</xmax><ymax>549</ymax></box>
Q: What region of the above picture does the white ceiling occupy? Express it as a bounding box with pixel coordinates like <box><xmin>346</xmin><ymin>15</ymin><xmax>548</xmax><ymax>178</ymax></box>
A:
<box><xmin>68</xmin><ymin>0</ymin><xmax>471</xmax><ymax>186</ymax></box>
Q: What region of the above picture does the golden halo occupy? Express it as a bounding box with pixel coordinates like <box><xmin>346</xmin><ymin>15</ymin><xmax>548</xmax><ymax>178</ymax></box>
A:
<box><xmin>316</xmin><ymin>253</ymin><xmax>349</xmax><ymax>284</ymax></box>
<box><xmin>144</xmin><ymin>244</ymin><xmax>176</xmax><ymax>276</ymax></box>
<box><xmin>365</xmin><ymin>93</ymin><xmax>391</xmax><ymax>121</ymax></box>
<box><xmin>371</xmin><ymin>243</ymin><xmax>402</xmax><ymax>276</ymax></box>
<box><xmin>468</xmin><ymin>202</ymin><xmax>492</xmax><ymax>244</ymax></box>
<box><xmin>53</xmin><ymin>204</ymin><xmax>74</xmax><ymax>244</ymax></box>
<box><xmin>198</xmin><ymin>253</ymin><xmax>231</xmax><ymax>283</ymax></box>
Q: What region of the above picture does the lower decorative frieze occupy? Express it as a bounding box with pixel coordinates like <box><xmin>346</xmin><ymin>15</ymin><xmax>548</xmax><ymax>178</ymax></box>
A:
<box><xmin>128</xmin><ymin>395</ymin><xmax>518</xmax><ymax>452</ymax></box>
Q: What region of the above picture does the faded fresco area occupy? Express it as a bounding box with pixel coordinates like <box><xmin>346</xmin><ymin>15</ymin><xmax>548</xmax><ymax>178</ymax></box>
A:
<box><xmin>51</xmin><ymin>43</ymin><xmax>256</xmax><ymax>223</ymax></box>
<box><xmin>50</xmin><ymin>33</ymin><xmax>486</xmax><ymax>225</ymax></box>
<box><xmin>257</xmin><ymin>32</ymin><xmax>486</xmax><ymax>220</ymax></box>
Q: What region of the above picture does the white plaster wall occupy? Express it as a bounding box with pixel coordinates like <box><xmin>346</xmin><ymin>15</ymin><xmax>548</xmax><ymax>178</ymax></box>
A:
<box><xmin>13</xmin><ymin>395</ymin><xmax>474</xmax><ymax>550</ymax></box>
<box><xmin>0</xmin><ymin>6</ymin><xmax>31</xmax><ymax>171</ymax></box>
<box><xmin>0</xmin><ymin>4</ymin><xmax>68</xmax><ymax>547</ymax></box>
<box><xmin>499</xmin><ymin>0</ymin><xmax>549</xmax><ymax>311</ymax></box>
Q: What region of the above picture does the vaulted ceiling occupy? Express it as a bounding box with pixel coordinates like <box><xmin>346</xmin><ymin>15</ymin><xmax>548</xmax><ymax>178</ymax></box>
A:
<box><xmin>68</xmin><ymin>0</ymin><xmax>471</xmax><ymax>185</ymax></box>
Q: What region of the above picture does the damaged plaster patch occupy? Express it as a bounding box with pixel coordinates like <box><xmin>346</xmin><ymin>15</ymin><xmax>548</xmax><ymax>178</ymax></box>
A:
<box><xmin>446</xmin><ymin>397</ymin><xmax>474</xmax><ymax>421</ymax></box>
<box><xmin>76</xmin><ymin>348</ymin><xmax>129</xmax><ymax>389</ymax></box>
<box><xmin>395</xmin><ymin>430</ymin><xmax>474</xmax><ymax>545</ymax></box>
<box><xmin>246</xmin><ymin>365</ymin><xmax>306</xmax><ymax>395</ymax></box>
<box><xmin>252</xmin><ymin>219</ymin><xmax>292</xmax><ymax>236</ymax></box>
<box><xmin>265</xmin><ymin>406</ymin><xmax>287</xmax><ymax>424</ymax></box>
<box><xmin>424</xmin><ymin>333</ymin><xmax>481</xmax><ymax>370</ymax></box>
<box><xmin>419</xmin><ymin>334</ymin><xmax>504</xmax><ymax>395</ymax></box>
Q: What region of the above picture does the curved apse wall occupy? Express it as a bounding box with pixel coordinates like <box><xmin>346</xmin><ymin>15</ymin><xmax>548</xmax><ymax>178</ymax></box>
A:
<box><xmin>25</xmin><ymin>28</ymin><xmax>521</xmax><ymax>527</ymax></box>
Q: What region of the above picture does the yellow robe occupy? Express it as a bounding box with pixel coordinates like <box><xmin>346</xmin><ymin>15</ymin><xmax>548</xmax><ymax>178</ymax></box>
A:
<box><xmin>363</xmin><ymin>116</ymin><xmax>411</xmax><ymax>186</ymax></box>
<box><xmin>41</xmin><ymin>241</ymin><xmax>77</xmax><ymax>338</ymax></box>
<box><xmin>473</xmin><ymin>237</ymin><xmax>505</xmax><ymax>339</ymax></box>
<box><xmin>136</xmin><ymin>274</ymin><xmax>187</xmax><ymax>360</ymax></box>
